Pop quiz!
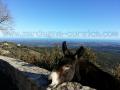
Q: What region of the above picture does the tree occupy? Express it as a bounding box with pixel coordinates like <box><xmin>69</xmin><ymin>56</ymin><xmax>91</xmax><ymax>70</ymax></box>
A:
<box><xmin>0</xmin><ymin>0</ymin><xmax>13</xmax><ymax>35</ymax></box>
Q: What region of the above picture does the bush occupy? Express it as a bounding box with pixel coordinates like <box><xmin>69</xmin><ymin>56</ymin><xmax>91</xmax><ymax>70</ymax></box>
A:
<box><xmin>112</xmin><ymin>64</ymin><xmax>120</xmax><ymax>80</ymax></box>
<box><xmin>83</xmin><ymin>48</ymin><xmax>97</xmax><ymax>62</ymax></box>
<box><xmin>33</xmin><ymin>46</ymin><xmax>63</xmax><ymax>70</ymax></box>
<box><xmin>0</xmin><ymin>42</ymin><xmax>97</xmax><ymax>71</ymax></box>
<box><xmin>34</xmin><ymin>47</ymin><xmax>97</xmax><ymax>71</ymax></box>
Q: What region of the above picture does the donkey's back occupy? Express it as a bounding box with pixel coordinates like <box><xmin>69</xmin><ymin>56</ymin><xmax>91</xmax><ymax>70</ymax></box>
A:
<box><xmin>75</xmin><ymin>59</ymin><xmax>120</xmax><ymax>90</ymax></box>
<box><xmin>48</xmin><ymin>41</ymin><xmax>120</xmax><ymax>90</ymax></box>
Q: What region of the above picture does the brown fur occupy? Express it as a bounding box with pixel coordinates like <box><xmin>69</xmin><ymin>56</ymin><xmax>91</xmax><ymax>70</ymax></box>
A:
<box><xmin>49</xmin><ymin>41</ymin><xmax>120</xmax><ymax>90</ymax></box>
<box><xmin>73</xmin><ymin>58</ymin><xmax>120</xmax><ymax>90</ymax></box>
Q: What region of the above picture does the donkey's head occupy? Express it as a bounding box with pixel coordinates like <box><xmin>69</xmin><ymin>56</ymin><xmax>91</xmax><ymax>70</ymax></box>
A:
<box><xmin>48</xmin><ymin>41</ymin><xmax>85</xmax><ymax>88</ymax></box>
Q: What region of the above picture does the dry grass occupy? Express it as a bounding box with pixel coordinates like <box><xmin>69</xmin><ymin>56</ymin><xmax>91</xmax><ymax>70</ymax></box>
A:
<box><xmin>0</xmin><ymin>42</ymin><xmax>97</xmax><ymax>71</ymax></box>
<box><xmin>112</xmin><ymin>64</ymin><xmax>120</xmax><ymax>80</ymax></box>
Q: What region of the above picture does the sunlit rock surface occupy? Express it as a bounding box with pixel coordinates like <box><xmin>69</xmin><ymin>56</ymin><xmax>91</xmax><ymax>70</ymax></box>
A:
<box><xmin>47</xmin><ymin>82</ymin><xmax>96</xmax><ymax>90</ymax></box>
<box><xmin>0</xmin><ymin>56</ymin><xmax>96</xmax><ymax>90</ymax></box>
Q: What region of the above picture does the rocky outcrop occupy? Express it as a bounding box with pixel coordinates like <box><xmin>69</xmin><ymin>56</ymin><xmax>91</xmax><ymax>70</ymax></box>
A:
<box><xmin>0</xmin><ymin>56</ymin><xmax>50</xmax><ymax>90</ymax></box>
<box><xmin>0</xmin><ymin>56</ymin><xmax>95</xmax><ymax>90</ymax></box>
<box><xmin>48</xmin><ymin>82</ymin><xmax>96</xmax><ymax>90</ymax></box>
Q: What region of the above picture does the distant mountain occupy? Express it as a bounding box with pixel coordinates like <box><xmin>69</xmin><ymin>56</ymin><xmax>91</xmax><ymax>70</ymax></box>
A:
<box><xmin>0</xmin><ymin>38</ymin><xmax>120</xmax><ymax>47</ymax></box>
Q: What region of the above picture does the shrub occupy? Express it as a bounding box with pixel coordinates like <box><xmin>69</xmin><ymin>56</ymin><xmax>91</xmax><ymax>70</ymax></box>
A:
<box><xmin>83</xmin><ymin>48</ymin><xmax>97</xmax><ymax>62</ymax></box>
<box><xmin>33</xmin><ymin>46</ymin><xmax>63</xmax><ymax>70</ymax></box>
<box><xmin>112</xmin><ymin>64</ymin><xmax>120</xmax><ymax>80</ymax></box>
<box><xmin>34</xmin><ymin>47</ymin><xmax>97</xmax><ymax>71</ymax></box>
<box><xmin>0</xmin><ymin>42</ymin><xmax>97</xmax><ymax>71</ymax></box>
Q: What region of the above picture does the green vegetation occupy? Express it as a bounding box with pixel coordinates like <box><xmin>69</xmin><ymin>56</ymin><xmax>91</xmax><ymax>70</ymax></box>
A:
<box><xmin>0</xmin><ymin>41</ymin><xmax>120</xmax><ymax>79</ymax></box>
<box><xmin>0</xmin><ymin>42</ymin><xmax>97</xmax><ymax>71</ymax></box>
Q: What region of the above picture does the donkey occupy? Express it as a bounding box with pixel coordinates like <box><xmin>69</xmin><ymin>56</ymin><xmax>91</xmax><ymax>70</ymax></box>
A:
<box><xmin>48</xmin><ymin>41</ymin><xmax>120</xmax><ymax>90</ymax></box>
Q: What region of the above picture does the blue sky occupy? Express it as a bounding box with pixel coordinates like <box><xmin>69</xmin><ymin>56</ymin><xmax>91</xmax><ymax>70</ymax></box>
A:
<box><xmin>1</xmin><ymin>0</ymin><xmax>120</xmax><ymax>39</ymax></box>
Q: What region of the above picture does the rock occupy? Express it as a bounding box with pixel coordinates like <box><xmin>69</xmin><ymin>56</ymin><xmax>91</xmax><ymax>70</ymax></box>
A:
<box><xmin>0</xmin><ymin>55</ymin><xmax>96</xmax><ymax>90</ymax></box>
<box><xmin>47</xmin><ymin>82</ymin><xmax>96</xmax><ymax>90</ymax></box>
<box><xmin>0</xmin><ymin>48</ymin><xmax>10</xmax><ymax>55</ymax></box>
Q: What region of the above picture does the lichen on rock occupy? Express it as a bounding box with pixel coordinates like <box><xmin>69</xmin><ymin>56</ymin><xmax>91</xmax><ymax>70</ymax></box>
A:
<box><xmin>47</xmin><ymin>82</ymin><xmax>96</xmax><ymax>90</ymax></box>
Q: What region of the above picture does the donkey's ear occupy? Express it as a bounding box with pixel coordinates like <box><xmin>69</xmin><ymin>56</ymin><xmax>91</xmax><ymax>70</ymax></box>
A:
<box><xmin>62</xmin><ymin>41</ymin><xmax>70</xmax><ymax>55</ymax></box>
<box><xmin>74</xmin><ymin>46</ymin><xmax>85</xmax><ymax>59</ymax></box>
